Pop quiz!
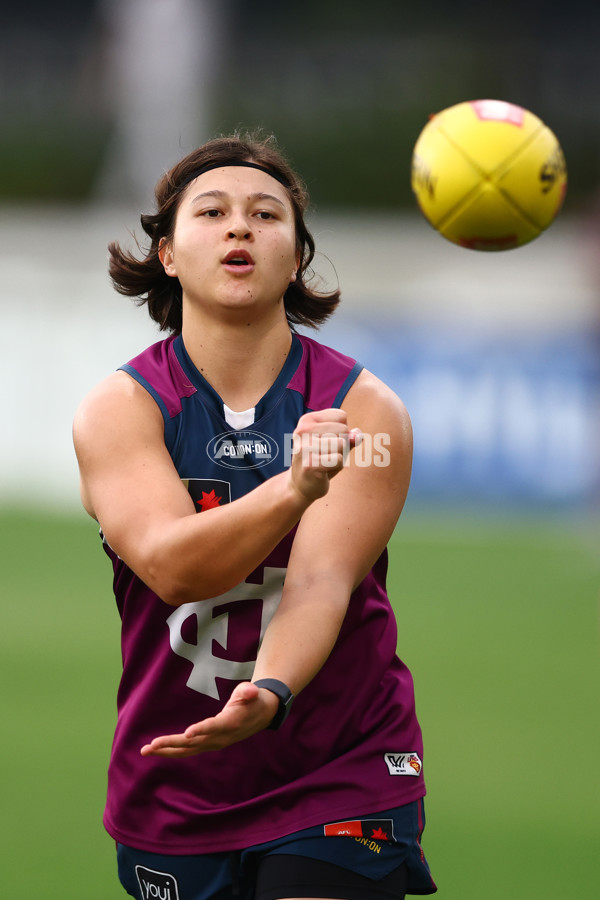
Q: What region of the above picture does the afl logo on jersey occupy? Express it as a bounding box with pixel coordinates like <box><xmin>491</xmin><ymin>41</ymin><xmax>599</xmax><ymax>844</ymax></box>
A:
<box><xmin>207</xmin><ymin>431</ymin><xmax>279</xmax><ymax>469</ymax></box>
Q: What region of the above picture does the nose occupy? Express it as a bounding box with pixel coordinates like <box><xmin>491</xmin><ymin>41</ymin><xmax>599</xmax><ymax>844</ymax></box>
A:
<box><xmin>227</xmin><ymin>210</ymin><xmax>252</xmax><ymax>241</ymax></box>
<box><xmin>227</xmin><ymin>228</ymin><xmax>251</xmax><ymax>240</ymax></box>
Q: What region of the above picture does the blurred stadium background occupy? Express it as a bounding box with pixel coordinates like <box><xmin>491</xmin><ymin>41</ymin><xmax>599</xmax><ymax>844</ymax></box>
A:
<box><xmin>1</xmin><ymin>2</ymin><xmax>599</xmax><ymax>898</ymax></box>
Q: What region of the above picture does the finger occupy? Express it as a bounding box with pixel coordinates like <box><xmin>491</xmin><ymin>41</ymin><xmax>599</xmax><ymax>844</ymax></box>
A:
<box><xmin>228</xmin><ymin>680</ymin><xmax>260</xmax><ymax>704</ymax></box>
<box><xmin>293</xmin><ymin>437</ymin><xmax>351</xmax><ymax>469</ymax></box>
<box><xmin>293</xmin><ymin>433</ymin><xmax>348</xmax><ymax>454</ymax></box>
<box><xmin>184</xmin><ymin>686</ymin><xmax>259</xmax><ymax>739</ymax></box>
<box><xmin>294</xmin><ymin>425</ymin><xmax>350</xmax><ymax>444</ymax></box>
<box><xmin>143</xmin><ymin>731</ymin><xmax>190</xmax><ymax>748</ymax></box>
<box><xmin>349</xmin><ymin>427</ymin><xmax>364</xmax><ymax>447</ymax></box>
<box><xmin>141</xmin><ymin>725</ymin><xmax>226</xmax><ymax>755</ymax></box>
<box><xmin>299</xmin><ymin>408</ymin><xmax>348</xmax><ymax>424</ymax></box>
<box><xmin>319</xmin><ymin>452</ymin><xmax>347</xmax><ymax>470</ymax></box>
<box><xmin>140</xmin><ymin>731</ymin><xmax>193</xmax><ymax>755</ymax></box>
<box><xmin>141</xmin><ymin>743</ymin><xmax>202</xmax><ymax>758</ymax></box>
<box><xmin>185</xmin><ymin>716</ymin><xmax>224</xmax><ymax>739</ymax></box>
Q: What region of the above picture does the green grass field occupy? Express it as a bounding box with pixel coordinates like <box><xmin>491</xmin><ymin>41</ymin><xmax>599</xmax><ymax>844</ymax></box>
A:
<box><xmin>1</xmin><ymin>506</ymin><xmax>598</xmax><ymax>899</ymax></box>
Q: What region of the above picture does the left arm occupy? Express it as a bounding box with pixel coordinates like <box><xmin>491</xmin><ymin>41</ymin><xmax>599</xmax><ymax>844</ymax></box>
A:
<box><xmin>251</xmin><ymin>369</ymin><xmax>412</xmax><ymax>693</ymax></box>
<box><xmin>141</xmin><ymin>370</ymin><xmax>412</xmax><ymax>756</ymax></box>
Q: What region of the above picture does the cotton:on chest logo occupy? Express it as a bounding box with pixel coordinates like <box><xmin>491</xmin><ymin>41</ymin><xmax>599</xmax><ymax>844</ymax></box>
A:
<box><xmin>206</xmin><ymin>431</ymin><xmax>279</xmax><ymax>469</ymax></box>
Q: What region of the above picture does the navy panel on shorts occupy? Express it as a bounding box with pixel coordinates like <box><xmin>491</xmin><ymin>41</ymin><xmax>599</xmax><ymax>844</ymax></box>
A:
<box><xmin>244</xmin><ymin>799</ymin><xmax>436</xmax><ymax>895</ymax></box>
<box><xmin>116</xmin><ymin>799</ymin><xmax>436</xmax><ymax>899</ymax></box>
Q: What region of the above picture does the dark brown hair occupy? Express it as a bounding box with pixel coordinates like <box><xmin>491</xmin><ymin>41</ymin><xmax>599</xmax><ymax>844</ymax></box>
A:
<box><xmin>108</xmin><ymin>132</ymin><xmax>340</xmax><ymax>333</ymax></box>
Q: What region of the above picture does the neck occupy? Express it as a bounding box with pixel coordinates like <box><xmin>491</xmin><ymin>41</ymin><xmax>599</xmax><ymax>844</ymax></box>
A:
<box><xmin>181</xmin><ymin>307</ymin><xmax>293</xmax><ymax>411</ymax></box>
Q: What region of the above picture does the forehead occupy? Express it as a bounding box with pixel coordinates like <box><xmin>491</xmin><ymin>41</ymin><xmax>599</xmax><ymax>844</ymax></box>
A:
<box><xmin>184</xmin><ymin>165</ymin><xmax>292</xmax><ymax>207</ymax></box>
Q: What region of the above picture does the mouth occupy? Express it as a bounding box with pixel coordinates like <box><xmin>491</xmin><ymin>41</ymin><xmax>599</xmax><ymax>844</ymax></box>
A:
<box><xmin>222</xmin><ymin>249</ymin><xmax>255</xmax><ymax>270</ymax></box>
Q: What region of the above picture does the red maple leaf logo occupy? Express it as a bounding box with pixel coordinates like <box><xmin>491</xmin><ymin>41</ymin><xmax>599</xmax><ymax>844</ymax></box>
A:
<box><xmin>197</xmin><ymin>489</ymin><xmax>222</xmax><ymax>511</ymax></box>
<box><xmin>371</xmin><ymin>827</ymin><xmax>388</xmax><ymax>841</ymax></box>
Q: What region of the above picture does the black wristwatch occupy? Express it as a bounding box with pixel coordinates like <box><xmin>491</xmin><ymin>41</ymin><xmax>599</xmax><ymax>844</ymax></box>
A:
<box><xmin>253</xmin><ymin>679</ymin><xmax>294</xmax><ymax>730</ymax></box>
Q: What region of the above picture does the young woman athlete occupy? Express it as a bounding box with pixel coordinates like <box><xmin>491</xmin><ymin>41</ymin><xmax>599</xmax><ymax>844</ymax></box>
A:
<box><xmin>73</xmin><ymin>133</ymin><xmax>437</xmax><ymax>900</ymax></box>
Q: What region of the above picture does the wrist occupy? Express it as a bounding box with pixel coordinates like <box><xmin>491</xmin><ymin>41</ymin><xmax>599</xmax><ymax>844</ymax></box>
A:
<box><xmin>253</xmin><ymin>678</ymin><xmax>295</xmax><ymax>730</ymax></box>
<box><xmin>283</xmin><ymin>468</ymin><xmax>315</xmax><ymax>510</ymax></box>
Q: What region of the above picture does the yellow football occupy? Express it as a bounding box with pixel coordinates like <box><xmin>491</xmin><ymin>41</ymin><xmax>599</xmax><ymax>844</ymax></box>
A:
<box><xmin>411</xmin><ymin>99</ymin><xmax>567</xmax><ymax>251</ymax></box>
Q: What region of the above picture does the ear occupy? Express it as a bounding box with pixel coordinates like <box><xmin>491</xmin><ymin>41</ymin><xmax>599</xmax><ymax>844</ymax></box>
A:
<box><xmin>290</xmin><ymin>248</ymin><xmax>302</xmax><ymax>282</ymax></box>
<box><xmin>158</xmin><ymin>238</ymin><xmax>177</xmax><ymax>277</ymax></box>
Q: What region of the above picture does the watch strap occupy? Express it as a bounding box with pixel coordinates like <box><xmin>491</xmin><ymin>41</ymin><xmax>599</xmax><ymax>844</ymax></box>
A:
<box><xmin>253</xmin><ymin>678</ymin><xmax>294</xmax><ymax>730</ymax></box>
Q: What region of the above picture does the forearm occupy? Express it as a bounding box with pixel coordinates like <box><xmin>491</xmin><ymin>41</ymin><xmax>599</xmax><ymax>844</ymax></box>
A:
<box><xmin>142</xmin><ymin>470</ymin><xmax>309</xmax><ymax>604</ymax></box>
<box><xmin>78</xmin><ymin>396</ymin><xmax>356</xmax><ymax>607</ymax></box>
<box><xmin>251</xmin><ymin>573</ymin><xmax>352</xmax><ymax>695</ymax></box>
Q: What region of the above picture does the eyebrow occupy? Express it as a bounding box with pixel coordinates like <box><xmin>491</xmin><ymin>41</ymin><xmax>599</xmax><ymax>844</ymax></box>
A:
<box><xmin>190</xmin><ymin>189</ymin><xmax>286</xmax><ymax>208</ymax></box>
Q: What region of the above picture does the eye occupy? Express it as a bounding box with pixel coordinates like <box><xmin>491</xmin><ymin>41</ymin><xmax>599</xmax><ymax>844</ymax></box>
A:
<box><xmin>255</xmin><ymin>210</ymin><xmax>276</xmax><ymax>220</ymax></box>
<box><xmin>201</xmin><ymin>208</ymin><xmax>223</xmax><ymax>218</ymax></box>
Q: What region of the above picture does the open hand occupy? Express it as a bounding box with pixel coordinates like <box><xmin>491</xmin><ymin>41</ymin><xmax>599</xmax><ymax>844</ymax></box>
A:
<box><xmin>139</xmin><ymin>682</ymin><xmax>279</xmax><ymax>758</ymax></box>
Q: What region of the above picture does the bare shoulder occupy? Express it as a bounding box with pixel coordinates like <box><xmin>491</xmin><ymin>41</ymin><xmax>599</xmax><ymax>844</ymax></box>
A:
<box><xmin>73</xmin><ymin>371</ymin><xmax>166</xmax><ymax>518</ymax></box>
<box><xmin>73</xmin><ymin>370</ymin><xmax>162</xmax><ymax>447</ymax></box>
<box><xmin>342</xmin><ymin>367</ymin><xmax>412</xmax><ymax>438</ymax></box>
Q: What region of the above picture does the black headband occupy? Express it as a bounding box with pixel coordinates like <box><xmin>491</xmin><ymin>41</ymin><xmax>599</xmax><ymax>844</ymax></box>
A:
<box><xmin>179</xmin><ymin>161</ymin><xmax>290</xmax><ymax>191</ymax></box>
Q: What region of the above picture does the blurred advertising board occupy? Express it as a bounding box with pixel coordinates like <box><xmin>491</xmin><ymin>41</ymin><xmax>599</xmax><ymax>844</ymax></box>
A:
<box><xmin>317</xmin><ymin>316</ymin><xmax>600</xmax><ymax>510</ymax></box>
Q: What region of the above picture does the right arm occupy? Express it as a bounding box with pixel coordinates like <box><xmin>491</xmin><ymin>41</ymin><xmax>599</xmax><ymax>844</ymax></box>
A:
<box><xmin>73</xmin><ymin>371</ymin><xmax>357</xmax><ymax>606</ymax></box>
